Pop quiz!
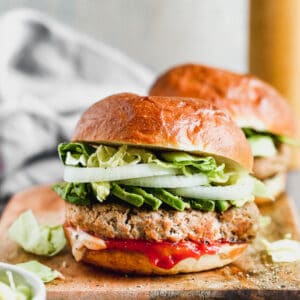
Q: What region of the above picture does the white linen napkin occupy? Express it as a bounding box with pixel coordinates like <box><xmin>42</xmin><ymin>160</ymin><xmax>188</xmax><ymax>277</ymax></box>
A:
<box><xmin>0</xmin><ymin>9</ymin><xmax>154</xmax><ymax>208</ymax></box>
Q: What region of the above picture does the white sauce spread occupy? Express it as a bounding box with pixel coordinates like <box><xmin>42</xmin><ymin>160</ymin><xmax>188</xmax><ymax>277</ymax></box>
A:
<box><xmin>66</xmin><ymin>227</ymin><xmax>107</xmax><ymax>261</ymax></box>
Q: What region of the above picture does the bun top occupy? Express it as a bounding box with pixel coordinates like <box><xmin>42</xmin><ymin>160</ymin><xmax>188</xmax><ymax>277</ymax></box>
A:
<box><xmin>72</xmin><ymin>93</ymin><xmax>252</xmax><ymax>171</ymax></box>
<box><xmin>149</xmin><ymin>64</ymin><xmax>296</xmax><ymax>137</ymax></box>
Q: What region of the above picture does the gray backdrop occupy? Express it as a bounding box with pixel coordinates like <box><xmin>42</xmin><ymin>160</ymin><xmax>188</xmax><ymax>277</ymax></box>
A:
<box><xmin>0</xmin><ymin>0</ymin><xmax>248</xmax><ymax>73</ymax></box>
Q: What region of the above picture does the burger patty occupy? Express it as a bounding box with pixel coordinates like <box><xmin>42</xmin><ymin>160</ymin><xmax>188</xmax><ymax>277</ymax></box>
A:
<box><xmin>66</xmin><ymin>201</ymin><xmax>259</xmax><ymax>243</ymax></box>
<box><xmin>253</xmin><ymin>144</ymin><xmax>290</xmax><ymax>180</ymax></box>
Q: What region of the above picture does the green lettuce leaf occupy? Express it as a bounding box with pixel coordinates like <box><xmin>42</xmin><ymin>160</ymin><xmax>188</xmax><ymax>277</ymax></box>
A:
<box><xmin>160</xmin><ymin>152</ymin><xmax>231</xmax><ymax>183</ymax></box>
<box><xmin>58</xmin><ymin>142</ymin><xmax>95</xmax><ymax>167</ymax></box>
<box><xmin>243</xmin><ymin>128</ymin><xmax>300</xmax><ymax>149</ymax></box>
<box><xmin>52</xmin><ymin>182</ymin><xmax>93</xmax><ymax>205</ymax></box>
<box><xmin>277</xmin><ymin>135</ymin><xmax>300</xmax><ymax>147</ymax></box>
<box><xmin>91</xmin><ymin>182</ymin><xmax>110</xmax><ymax>202</ymax></box>
<box><xmin>53</xmin><ymin>181</ymin><xmax>110</xmax><ymax>204</ymax></box>
<box><xmin>111</xmin><ymin>183</ymin><xmax>144</xmax><ymax>207</ymax></box>
<box><xmin>148</xmin><ymin>188</ymin><xmax>189</xmax><ymax>211</ymax></box>
<box><xmin>17</xmin><ymin>261</ymin><xmax>63</xmax><ymax>283</ymax></box>
<box><xmin>87</xmin><ymin>145</ymin><xmax>156</xmax><ymax>168</ymax></box>
<box><xmin>215</xmin><ymin>200</ymin><xmax>230</xmax><ymax>212</ymax></box>
<box><xmin>248</xmin><ymin>135</ymin><xmax>277</xmax><ymax>157</ymax></box>
<box><xmin>190</xmin><ymin>199</ymin><xmax>215</xmax><ymax>211</ymax></box>
<box><xmin>124</xmin><ymin>186</ymin><xmax>162</xmax><ymax>210</ymax></box>
<box><xmin>8</xmin><ymin>210</ymin><xmax>66</xmax><ymax>256</ymax></box>
<box><xmin>53</xmin><ymin>180</ymin><xmax>233</xmax><ymax>212</ymax></box>
<box><xmin>189</xmin><ymin>199</ymin><xmax>231</xmax><ymax>212</ymax></box>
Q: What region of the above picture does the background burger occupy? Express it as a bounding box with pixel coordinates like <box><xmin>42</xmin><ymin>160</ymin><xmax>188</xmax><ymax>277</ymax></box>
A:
<box><xmin>53</xmin><ymin>93</ymin><xmax>261</xmax><ymax>275</ymax></box>
<box><xmin>149</xmin><ymin>64</ymin><xmax>298</xmax><ymax>203</ymax></box>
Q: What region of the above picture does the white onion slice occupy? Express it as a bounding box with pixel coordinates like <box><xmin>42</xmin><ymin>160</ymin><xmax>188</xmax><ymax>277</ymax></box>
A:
<box><xmin>170</xmin><ymin>177</ymin><xmax>254</xmax><ymax>201</ymax></box>
<box><xmin>64</xmin><ymin>164</ymin><xmax>177</xmax><ymax>183</ymax></box>
<box><xmin>118</xmin><ymin>174</ymin><xmax>208</xmax><ymax>188</ymax></box>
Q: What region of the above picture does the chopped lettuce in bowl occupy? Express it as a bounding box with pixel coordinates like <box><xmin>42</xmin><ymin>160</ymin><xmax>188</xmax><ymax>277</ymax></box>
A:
<box><xmin>0</xmin><ymin>262</ymin><xmax>46</xmax><ymax>300</ymax></box>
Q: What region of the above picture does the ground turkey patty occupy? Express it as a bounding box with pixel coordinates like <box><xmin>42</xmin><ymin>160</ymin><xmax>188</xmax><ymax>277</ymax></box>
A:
<box><xmin>66</xmin><ymin>201</ymin><xmax>259</xmax><ymax>243</ymax></box>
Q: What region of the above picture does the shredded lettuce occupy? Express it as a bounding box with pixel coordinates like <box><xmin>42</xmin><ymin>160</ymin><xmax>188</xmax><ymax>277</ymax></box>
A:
<box><xmin>159</xmin><ymin>152</ymin><xmax>232</xmax><ymax>183</ymax></box>
<box><xmin>87</xmin><ymin>145</ymin><xmax>155</xmax><ymax>168</ymax></box>
<box><xmin>54</xmin><ymin>142</ymin><xmax>255</xmax><ymax>212</ymax></box>
<box><xmin>0</xmin><ymin>271</ymin><xmax>32</xmax><ymax>300</ymax></box>
<box><xmin>58</xmin><ymin>142</ymin><xmax>95</xmax><ymax>167</ymax></box>
<box><xmin>262</xmin><ymin>238</ymin><xmax>300</xmax><ymax>262</ymax></box>
<box><xmin>8</xmin><ymin>210</ymin><xmax>66</xmax><ymax>256</ymax></box>
<box><xmin>17</xmin><ymin>261</ymin><xmax>63</xmax><ymax>283</ymax></box>
<box><xmin>91</xmin><ymin>182</ymin><xmax>110</xmax><ymax>202</ymax></box>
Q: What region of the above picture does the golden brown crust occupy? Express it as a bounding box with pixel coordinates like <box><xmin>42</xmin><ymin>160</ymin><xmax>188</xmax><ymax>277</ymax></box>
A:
<box><xmin>72</xmin><ymin>93</ymin><xmax>252</xmax><ymax>171</ymax></box>
<box><xmin>149</xmin><ymin>64</ymin><xmax>296</xmax><ymax>137</ymax></box>
<box><xmin>66</xmin><ymin>234</ymin><xmax>247</xmax><ymax>275</ymax></box>
<box><xmin>82</xmin><ymin>245</ymin><xmax>247</xmax><ymax>275</ymax></box>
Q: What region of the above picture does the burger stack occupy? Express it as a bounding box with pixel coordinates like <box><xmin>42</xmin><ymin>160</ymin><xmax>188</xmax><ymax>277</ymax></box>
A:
<box><xmin>150</xmin><ymin>64</ymin><xmax>297</xmax><ymax>204</ymax></box>
<box><xmin>53</xmin><ymin>64</ymin><xmax>296</xmax><ymax>275</ymax></box>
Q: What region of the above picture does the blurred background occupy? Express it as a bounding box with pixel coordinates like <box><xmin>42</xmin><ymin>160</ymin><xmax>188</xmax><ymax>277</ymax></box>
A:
<box><xmin>0</xmin><ymin>0</ymin><xmax>299</xmax><ymax>214</ymax></box>
<box><xmin>0</xmin><ymin>0</ymin><xmax>249</xmax><ymax>73</ymax></box>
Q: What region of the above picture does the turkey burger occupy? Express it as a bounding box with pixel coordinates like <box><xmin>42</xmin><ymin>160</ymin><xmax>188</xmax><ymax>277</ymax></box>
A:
<box><xmin>149</xmin><ymin>64</ymin><xmax>298</xmax><ymax>203</ymax></box>
<box><xmin>53</xmin><ymin>93</ymin><xmax>260</xmax><ymax>275</ymax></box>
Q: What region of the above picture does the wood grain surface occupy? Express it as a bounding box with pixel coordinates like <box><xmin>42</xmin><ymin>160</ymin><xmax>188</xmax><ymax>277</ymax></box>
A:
<box><xmin>0</xmin><ymin>186</ymin><xmax>300</xmax><ymax>299</ymax></box>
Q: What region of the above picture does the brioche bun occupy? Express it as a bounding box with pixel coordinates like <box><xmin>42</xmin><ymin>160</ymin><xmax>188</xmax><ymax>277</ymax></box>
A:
<box><xmin>149</xmin><ymin>64</ymin><xmax>296</xmax><ymax>137</ymax></box>
<box><xmin>65</xmin><ymin>227</ymin><xmax>247</xmax><ymax>275</ymax></box>
<box><xmin>72</xmin><ymin>93</ymin><xmax>252</xmax><ymax>171</ymax></box>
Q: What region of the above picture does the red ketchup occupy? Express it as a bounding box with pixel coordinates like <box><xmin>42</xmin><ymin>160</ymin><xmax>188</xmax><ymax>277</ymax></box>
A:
<box><xmin>106</xmin><ymin>239</ymin><xmax>225</xmax><ymax>269</ymax></box>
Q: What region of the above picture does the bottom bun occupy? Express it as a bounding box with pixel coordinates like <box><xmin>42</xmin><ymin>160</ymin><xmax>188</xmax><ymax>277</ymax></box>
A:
<box><xmin>79</xmin><ymin>243</ymin><xmax>248</xmax><ymax>275</ymax></box>
<box><xmin>255</xmin><ymin>172</ymin><xmax>286</xmax><ymax>205</ymax></box>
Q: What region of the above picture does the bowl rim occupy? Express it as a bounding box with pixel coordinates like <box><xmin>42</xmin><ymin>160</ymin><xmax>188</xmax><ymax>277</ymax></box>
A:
<box><xmin>0</xmin><ymin>262</ymin><xmax>46</xmax><ymax>300</ymax></box>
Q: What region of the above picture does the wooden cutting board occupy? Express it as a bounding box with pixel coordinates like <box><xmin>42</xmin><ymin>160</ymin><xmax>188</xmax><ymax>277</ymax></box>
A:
<box><xmin>0</xmin><ymin>186</ymin><xmax>300</xmax><ymax>299</ymax></box>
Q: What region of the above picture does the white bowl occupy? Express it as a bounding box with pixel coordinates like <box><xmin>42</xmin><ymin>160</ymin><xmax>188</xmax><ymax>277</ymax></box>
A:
<box><xmin>0</xmin><ymin>262</ymin><xmax>46</xmax><ymax>300</ymax></box>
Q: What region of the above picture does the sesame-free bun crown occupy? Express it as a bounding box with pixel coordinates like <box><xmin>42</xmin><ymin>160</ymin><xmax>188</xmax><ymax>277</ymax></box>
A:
<box><xmin>149</xmin><ymin>64</ymin><xmax>296</xmax><ymax>137</ymax></box>
<box><xmin>72</xmin><ymin>93</ymin><xmax>253</xmax><ymax>171</ymax></box>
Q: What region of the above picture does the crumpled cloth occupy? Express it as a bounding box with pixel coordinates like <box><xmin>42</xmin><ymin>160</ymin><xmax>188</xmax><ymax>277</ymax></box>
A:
<box><xmin>0</xmin><ymin>9</ymin><xmax>154</xmax><ymax>210</ymax></box>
